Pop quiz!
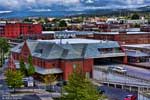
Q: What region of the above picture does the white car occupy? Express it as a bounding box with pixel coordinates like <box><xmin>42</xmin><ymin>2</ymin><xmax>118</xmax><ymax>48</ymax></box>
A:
<box><xmin>112</xmin><ymin>67</ymin><xmax>127</xmax><ymax>74</ymax></box>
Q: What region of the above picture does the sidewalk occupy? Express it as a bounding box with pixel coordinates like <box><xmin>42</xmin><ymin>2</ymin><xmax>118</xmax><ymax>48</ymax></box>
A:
<box><xmin>35</xmin><ymin>89</ymin><xmax>61</xmax><ymax>100</ymax></box>
<box><xmin>15</xmin><ymin>88</ymin><xmax>61</xmax><ymax>100</ymax></box>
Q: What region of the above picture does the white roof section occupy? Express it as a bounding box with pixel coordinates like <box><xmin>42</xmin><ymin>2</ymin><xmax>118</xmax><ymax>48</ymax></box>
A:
<box><xmin>35</xmin><ymin>67</ymin><xmax>63</xmax><ymax>75</ymax></box>
<box><xmin>126</xmin><ymin>50</ymin><xmax>149</xmax><ymax>57</ymax></box>
<box><xmin>123</xmin><ymin>44</ymin><xmax>150</xmax><ymax>48</ymax></box>
<box><xmin>95</xmin><ymin>31</ymin><xmax>150</xmax><ymax>35</ymax></box>
<box><xmin>42</xmin><ymin>31</ymin><xmax>55</xmax><ymax>34</ymax></box>
<box><xmin>37</xmin><ymin>38</ymin><xmax>115</xmax><ymax>44</ymax></box>
<box><xmin>127</xmin><ymin>32</ymin><xmax>150</xmax><ymax>34</ymax></box>
<box><xmin>126</xmin><ymin>28</ymin><xmax>140</xmax><ymax>32</ymax></box>
<box><xmin>42</xmin><ymin>30</ymin><xmax>94</xmax><ymax>35</ymax></box>
<box><xmin>95</xmin><ymin>32</ymin><xmax>119</xmax><ymax>35</ymax></box>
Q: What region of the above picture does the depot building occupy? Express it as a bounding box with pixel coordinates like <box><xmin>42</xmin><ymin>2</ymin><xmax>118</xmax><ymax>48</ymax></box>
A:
<box><xmin>9</xmin><ymin>38</ymin><xmax>126</xmax><ymax>80</ymax></box>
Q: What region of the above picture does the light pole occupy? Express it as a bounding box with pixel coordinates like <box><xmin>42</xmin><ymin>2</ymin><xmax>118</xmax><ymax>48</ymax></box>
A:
<box><xmin>60</xmin><ymin>77</ymin><xmax>63</xmax><ymax>97</ymax></box>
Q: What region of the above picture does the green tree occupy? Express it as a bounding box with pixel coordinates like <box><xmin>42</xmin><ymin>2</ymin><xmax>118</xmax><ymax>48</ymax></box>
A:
<box><xmin>0</xmin><ymin>38</ymin><xmax>10</xmax><ymax>67</ymax></box>
<box><xmin>23</xmin><ymin>18</ymin><xmax>33</xmax><ymax>23</ymax></box>
<box><xmin>19</xmin><ymin>58</ymin><xmax>27</xmax><ymax>76</ymax></box>
<box><xmin>52</xmin><ymin>18</ymin><xmax>60</xmax><ymax>23</ymax></box>
<box><xmin>61</xmin><ymin>68</ymin><xmax>105</xmax><ymax>100</ymax></box>
<box><xmin>27</xmin><ymin>55</ymin><xmax>35</xmax><ymax>76</ymax></box>
<box><xmin>37</xmin><ymin>17</ymin><xmax>46</xmax><ymax>24</ymax></box>
<box><xmin>131</xmin><ymin>13</ymin><xmax>140</xmax><ymax>19</ymax></box>
<box><xmin>59</xmin><ymin>20</ymin><xmax>67</xmax><ymax>27</ymax></box>
<box><xmin>5</xmin><ymin>69</ymin><xmax>24</xmax><ymax>92</ymax></box>
<box><xmin>148</xmin><ymin>18</ymin><xmax>150</xmax><ymax>24</ymax></box>
<box><xmin>134</xmin><ymin>23</ymin><xmax>140</xmax><ymax>28</ymax></box>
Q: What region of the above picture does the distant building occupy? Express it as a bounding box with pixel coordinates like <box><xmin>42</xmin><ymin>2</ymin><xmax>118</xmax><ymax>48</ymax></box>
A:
<box><xmin>94</xmin><ymin>31</ymin><xmax>150</xmax><ymax>44</ymax></box>
<box><xmin>54</xmin><ymin>30</ymin><xmax>94</xmax><ymax>39</ymax></box>
<box><xmin>141</xmin><ymin>24</ymin><xmax>150</xmax><ymax>32</ymax></box>
<box><xmin>123</xmin><ymin>44</ymin><xmax>150</xmax><ymax>68</ymax></box>
<box><xmin>106</xmin><ymin>18</ymin><xmax>119</xmax><ymax>24</ymax></box>
<box><xmin>9</xmin><ymin>38</ymin><xmax>126</xmax><ymax>80</ymax></box>
<box><xmin>0</xmin><ymin>23</ymin><xmax>42</xmax><ymax>38</ymax></box>
<box><xmin>127</xmin><ymin>19</ymin><xmax>148</xmax><ymax>25</ymax></box>
<box><xmin>24</xmin><ymin>30</ymin><xmax>94</xmax><ymax>40</ymax></box>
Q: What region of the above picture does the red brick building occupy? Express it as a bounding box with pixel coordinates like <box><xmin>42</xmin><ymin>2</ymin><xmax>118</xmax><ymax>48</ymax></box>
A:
<box><xmin>140</xmin><ymin>25</ymin><xmax>150</xmax><ymax>32</ymax></box>
<box><xmin>83</xmin><ymin>22</ymin><xmax>108</xmax><ymax>31</ymax></box>
<box><xmin>9</xmin><ymin>39</ymin><xmax>126</xmax><ymax>80</ymax></box>
<box><xmin>94</xmin><ymin>31</ymin><xmax>150</xmax><ymax>44</ymax></box>
<box><xmin>0</xmin><ymin>23</ymin><xmax>42</xmax><ymax>38</ymax></box>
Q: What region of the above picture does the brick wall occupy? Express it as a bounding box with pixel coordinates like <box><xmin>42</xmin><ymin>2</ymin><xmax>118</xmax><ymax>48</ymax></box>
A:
<box><xmin>94</xmin><ymin>33</ymin><xmax>150</xmax><ymax>44</ymax></box>
<box><xmin>0</xmin><ymin>23</ymin><xmax>42</xmax><ymax>38</ymax></box>
<box><xmin>60</xmin><ymin>59</ymin><xmax>93</xmax><ymax>80</ymax></box>
<box><xmin>11</xmin><ymin>42</ymin><xmax>94</xmax><ymax>80</ymax></box>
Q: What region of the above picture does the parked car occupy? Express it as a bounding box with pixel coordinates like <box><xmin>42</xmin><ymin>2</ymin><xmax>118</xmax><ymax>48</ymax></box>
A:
<box><xmin>108</xmin><ymin>66</ymin><xmax>115</xmax><ymax>72</ymax></box>
<box><xmin>112</xmin><ymin>66</ymin><xmax>127</xmax><ymax>74</ymax></box>
<box><xmin>124</xmin><ymin>95</ymin><xmax>137</xmax><ymax>100</ymax></box>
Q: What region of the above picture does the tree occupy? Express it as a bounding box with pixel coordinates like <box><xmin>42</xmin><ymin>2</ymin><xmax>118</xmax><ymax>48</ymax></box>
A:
<box><xmin>134</xmin><ymin>23</ymin><xmax>140</xmax><ymax>28</ymax></box>
<box><xmin>59</xmin><ymin>20</ymin><xmax>67</xmax><ymax>27</ymax></box>
<box><xmin>27</xmin><ymin>55</ymin><xmax>35</xmax><ymax>76</ymax></box>
<box><xmin>37</xmin><ymin>17</ymin><xmax>46</xmax><ymax>24</ymax></box>
<box><xmin>5</xmin><ymin>69</ymin><xmax>24</xmax><ymax>93</ymax></box>
<box><xmin>131</xmin><ymin>13</ymin><xmax>140</xmax><ymax>20</ymax></box>
<box><xmin>19</xmin><ymin>58</ymin><xmax>27</xmax><ymax>76</ymax></box>
<box><xmin>43</xmin><ymin>74</ymin><xmax>57</xmax><ymax>90</ymax></box>
<box><xmin>61</xmin><ymin>68</ymin><xmax>105</xmax><ymax>100</ymax></box>
<box><xmin>0</xmin><ymin>38</ymin><xmax>10</xmax><ymax>67</ymax></box>
<box><xmin>148</xmin><ymin>18</ymin><xmax>150</xmax><ymax>24</ymax></box>
<box><xmin>23</xmin><ymin>18</ymin><xmax>33</xmax><ymax>23</ymax></box>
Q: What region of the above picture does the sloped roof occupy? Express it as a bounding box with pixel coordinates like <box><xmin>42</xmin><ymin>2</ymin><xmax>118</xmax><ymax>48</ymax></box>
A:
<box><xmin>126</xmin><ymin>50</ymin><xmax>149</xmax><ymax>57</ymax></box>
<box><xmin>11</xmin><ymin>39</ymin><xmax>123</xmax><ymax>59</ymax></box>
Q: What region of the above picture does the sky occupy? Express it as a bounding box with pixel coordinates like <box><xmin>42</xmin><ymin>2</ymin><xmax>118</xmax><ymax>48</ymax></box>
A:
<box><xmin>0</xmin><ymin>0</ymin><xmax>149</xmax><ymax>11</ymax></box>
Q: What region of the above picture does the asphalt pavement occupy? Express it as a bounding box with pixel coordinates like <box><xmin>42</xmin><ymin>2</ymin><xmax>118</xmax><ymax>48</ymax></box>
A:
<box><xmin>124</xmin><ymin>65</ymin><xmax>150</xmax><ymax>81</ymax></box>
<box><xmin>100</xmin><ymin>86</ymin><xmax>137</xmax><ymax>100</ymax></box>
<box><xmin>22</xmin><ymin>94</ymin><xmax>41</xmax><ymax>100</ymax></box>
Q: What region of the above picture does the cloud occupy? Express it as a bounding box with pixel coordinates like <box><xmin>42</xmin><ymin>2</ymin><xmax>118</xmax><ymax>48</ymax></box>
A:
<box><xmin>127</xmin><ymin>0</ymin><xmax>145</xmax><ymax>4</ymax></box>
<box><xmin>0</xmin><ymin>0</ymin><xmax>81</xmax><ymax>10</ymax></box>
<box><xmin>0</xmin><ymin>0</ymin><xmax>149</xmax><ymax>11</ymax></box>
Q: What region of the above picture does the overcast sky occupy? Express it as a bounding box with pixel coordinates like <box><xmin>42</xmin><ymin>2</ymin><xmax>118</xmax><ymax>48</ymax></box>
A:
<box><xmin>0</xmin><ymin>0</ymin><xmax>149</xmax><ymax>11</ymax></box>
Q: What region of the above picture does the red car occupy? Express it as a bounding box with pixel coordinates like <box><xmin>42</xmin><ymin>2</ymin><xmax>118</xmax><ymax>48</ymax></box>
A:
<box><xmin>124</xmin><ymin>95</ymin><xmax>137</xmax><ymax>100</ymax></box>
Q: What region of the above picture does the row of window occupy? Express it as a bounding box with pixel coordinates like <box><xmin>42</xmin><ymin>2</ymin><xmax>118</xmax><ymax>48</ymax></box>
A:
<box><xmin>98</xmin><ymin>48</ymin><xmax>122</xmax><ymax>54</ymax></box>
<box><xmin>12</xmin><ymin>53</ymin><xmax>57</xmax><ymax>68</ymax></box>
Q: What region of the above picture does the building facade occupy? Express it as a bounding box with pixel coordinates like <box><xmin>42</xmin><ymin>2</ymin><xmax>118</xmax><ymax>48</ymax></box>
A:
<box><xmin>0</xmin><ymin>23</ymin><xmax>42</xmax><ymax>38</ymax></box>
<box><xmin>9</xmin><ymin>39</ymin><xmax>126</xmax><ymax>80</ymax></box>
<box><xmin>94</xmin><ymin>32</ymin><xmax>150</xmax><ymax>44</ymax></box>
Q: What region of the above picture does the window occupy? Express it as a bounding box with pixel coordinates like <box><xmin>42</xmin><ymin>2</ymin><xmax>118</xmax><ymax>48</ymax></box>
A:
<box><xmin>85</xmin><ymin>72</ymin><xmax>90</xmax><ymax>78</ymax></box>
<box><xmin>52</xmin><ymin>64</ymin><xmax>55</xmax><ymax>67</ymax></box>
<box><xmin>73</xmin><ymin>64</ymin><xmax>79</xmax><ymax>69</ymax></box>
<box><xmin>35</xmin><ymin>49</ymin><xmax>43</xmax><ymax>54</ymax></box>
<box><xmin>42</xmin><ymin>61</ymin><xmax>45</xmax><ymax>67</ymax></box>
<box><xmin>98</xmin><ymin>48</ymin><xmax>113</xmax><ymax>54</ymax></box>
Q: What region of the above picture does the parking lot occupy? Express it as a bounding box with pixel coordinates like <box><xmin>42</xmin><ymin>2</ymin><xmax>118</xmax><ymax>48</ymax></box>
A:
<box><xmin>94</xmin><ymin>63</ymin><xmax>150</xmax><ymax>81</ymax></box>
<box><xmin>93</xmin><ymin>63</ymin><xmax>150</xmax><ymax>86</ymax></box>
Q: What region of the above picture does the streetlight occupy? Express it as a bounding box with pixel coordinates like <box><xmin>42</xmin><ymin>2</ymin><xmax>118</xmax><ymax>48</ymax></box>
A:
<box><xmin>59</xmin><ymin>77</ymin><xmax>64</xmax><ymax>97</ymax></box>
